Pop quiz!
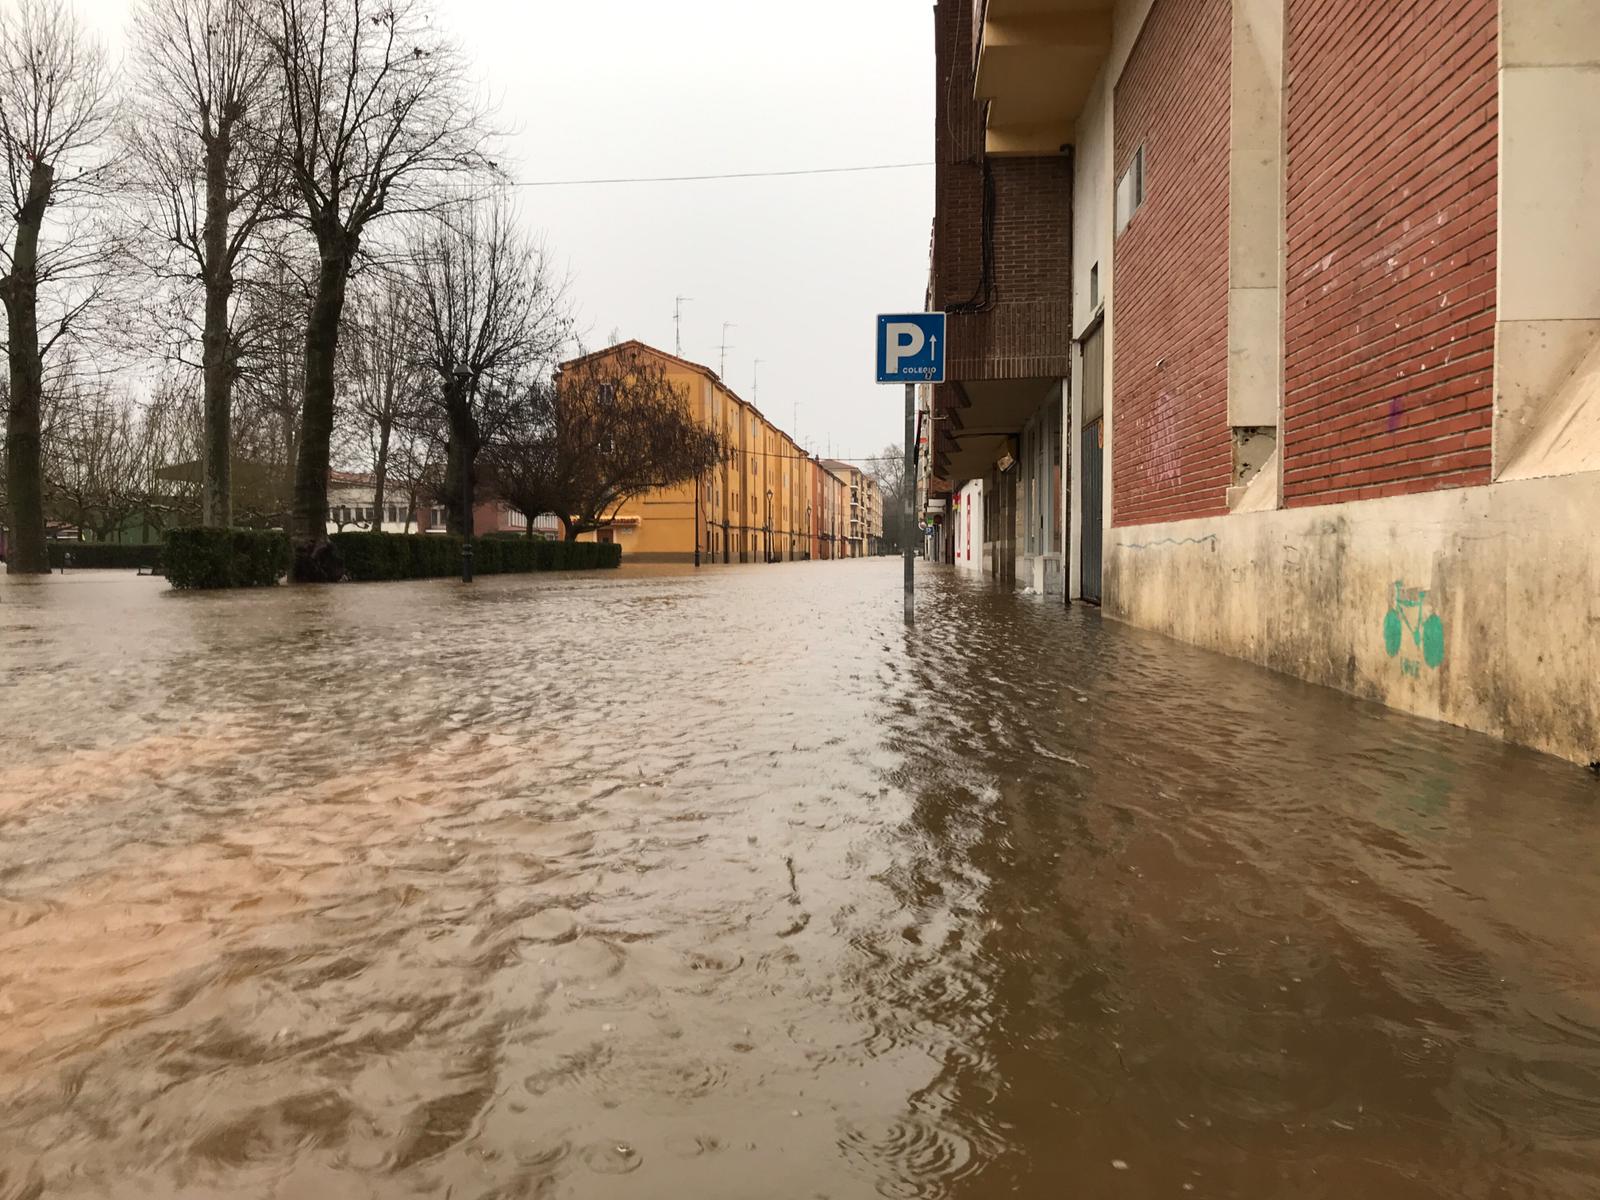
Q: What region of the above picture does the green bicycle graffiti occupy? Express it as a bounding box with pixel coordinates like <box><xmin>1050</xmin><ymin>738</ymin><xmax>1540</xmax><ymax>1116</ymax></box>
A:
<box><xmin>1383</xmin><ymin>581</ymin><xmax>1445</xmax><ymax>673</ymax></box>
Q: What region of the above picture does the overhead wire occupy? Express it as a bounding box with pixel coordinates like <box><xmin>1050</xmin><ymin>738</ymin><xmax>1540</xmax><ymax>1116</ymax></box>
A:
<box><xmin>500</xmin><ymin>161</ymin><xmax>928</xmax><ymax>464</ymax></box>
<box><xmin>509</xmin><ymin>162</ymin><xmax>933</xmax><ymax>188</ymax></box>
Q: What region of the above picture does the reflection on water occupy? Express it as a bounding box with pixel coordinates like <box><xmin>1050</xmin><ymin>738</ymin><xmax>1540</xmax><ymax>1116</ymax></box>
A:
<box><xmin>2</xmin><ymin>563</ymin><xmax>1598</xmax><ymax>1198</ymax></box>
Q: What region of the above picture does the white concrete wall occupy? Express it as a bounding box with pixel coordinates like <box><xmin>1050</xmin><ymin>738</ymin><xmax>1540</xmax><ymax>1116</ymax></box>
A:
<box><xmin>1071</xmin><ymin>68</ymin><xmax>1112</xmax><ymax>340</ymax></box>
<box><xmin>1104</xmin><ymin>471</ymin><xmax>1600</xmax><ymax>764</ymax></box>
<box><xmin>954</xmin><ymin>479</ymin><xmax>985</xmax><ymax>571</ymax></box>
<box><xmin>1493</xmin><ymin>0</ymin><xmax>1600</xmax><ymax>480</ymax></box>
<box><xmin>1069</xmin><ymin>63</ymin><xmax>1113</xmax><ymax>600</ymax></box>
<box><xmin>1226</xmin><ymin>0</ymin><xmax>1285</xmax><ymax>492</ymax></box>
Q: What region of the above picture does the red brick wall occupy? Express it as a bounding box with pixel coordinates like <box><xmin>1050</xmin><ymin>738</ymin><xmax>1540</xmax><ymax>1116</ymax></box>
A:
<box><xmin>933</xmin><ymin>0</ymin><xmax>1071</xmax><ymax>394</ymax></box>
<box><xmin>1111</xmin><ymin>0</ymin><xmax>1232</xmax><ymax>526</ymax></box>
<box><xmin>934</xmin><ymin>0</ymin><xmax>988</xmax><ymax>312</ymax></box>
<box><xmin>1281</xmin><ymin>0</ymin><xmax>1498</xmax><ymax>505</ymax></box>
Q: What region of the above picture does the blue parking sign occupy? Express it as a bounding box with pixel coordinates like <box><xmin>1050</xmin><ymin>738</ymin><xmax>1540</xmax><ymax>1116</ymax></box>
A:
<box><xmin>876</xmin><ymin>313</ymin><xmax>945</xmax><ymax>384</ymax></box>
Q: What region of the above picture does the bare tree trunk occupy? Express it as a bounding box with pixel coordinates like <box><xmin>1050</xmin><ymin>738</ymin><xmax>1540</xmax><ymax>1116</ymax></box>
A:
<box><xmin>1</xmin><ymin>162</ymin><xmax>53</xmax><ymax>575</ymax></box>
<box><xmin>372</xmin><ymin>415</ymin><xmax>391</xmax><ymax>531</ymax></box>
<box><xmin>442</xmin><ymin>391</ymin><xmax>479</xmax><ymax>537</ymax></box>
<box><xmin>200</xmin><ymin>130</ymin><xmax>234</xmax><ymax>528</ymax></box>
<box><xmin>291</xmin><ymin>244</ymin><xmax>351</xmax><ymax>580</ymax></box>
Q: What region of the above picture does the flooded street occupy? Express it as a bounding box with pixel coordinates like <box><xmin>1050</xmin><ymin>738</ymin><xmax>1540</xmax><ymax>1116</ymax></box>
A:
<box><xmin>3</xmin><ymin>560</ymin><xmax>1599</xmax><ymax>1199</ymax></box>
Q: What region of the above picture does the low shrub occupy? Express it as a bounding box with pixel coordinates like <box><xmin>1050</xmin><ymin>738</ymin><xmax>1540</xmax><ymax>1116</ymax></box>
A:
<box><xmin>329</xmin><ymin>531</ymin><xmax>621</xmax><ymax>580</ymax></box>
<box><xmin>331</xmin><ymin>531</ymin><xmax>455</xmax><ymax>580</ymax></box>
<box><xmin>47</xmin><ymin>541</ymin><xmax>163</xmax><ymax>571</ymax></box>
<box><xmin>164</xmin><ymin>527</ymin><xmax>288</xmax><ymax>589</ymax></box>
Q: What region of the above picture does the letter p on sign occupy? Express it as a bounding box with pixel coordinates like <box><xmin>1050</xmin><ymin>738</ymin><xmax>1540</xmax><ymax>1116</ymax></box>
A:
<box><xmin>885</xmin><ymin>323</ymin><xmax>925</xmax><ymax>372</ymax></box>
<box><xmin>875</xmin><ymin>312</ymin><xmax>945</xmax><ymax>384</ymax></box>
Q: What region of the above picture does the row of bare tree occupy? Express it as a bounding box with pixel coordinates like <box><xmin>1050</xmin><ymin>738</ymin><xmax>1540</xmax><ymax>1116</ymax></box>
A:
<box><xmin>1</xmin><ymin>0</ymin><xmax>721</xmax><ymax>578</ymax></box>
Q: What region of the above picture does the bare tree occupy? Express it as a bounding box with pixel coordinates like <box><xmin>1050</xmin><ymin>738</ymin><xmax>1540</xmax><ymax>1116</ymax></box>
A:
<box><xmin>127</xmin><ymin>0</ymin><xmax>285</xmax><ymax>527</ymax></box>
<box><xmin>404</xmin><ymin>194</ymin><xmax>568</xmax><ymax>536</ymax></box>
<box><xmin>485</xmin><ymin>349</ymin><xmax>724</xmax><ymax>543</ymax></box>
<box><xmin>482</xmin><ymin>380</ymin><xmax>561</xmax><ymax>537</ymax></box>
<box><xmin>266</xmin><ymin>0</ymin><xmax>494</xmax><ymax>580</ymax></box>
<box><xmin>866</xmin><ymin>443</ymin><xmax>912</xmax><ymax>553</ymax></box>
<box><xmin>338</xmin><ymin>271</ymin><xmax>423</xmax><ymax>532</ymax></box>
<box><xmin>131</xmin><ymin>372</ymin><xmax>204</xmax><ymax>533</ymax></box>
<box><xmin>34</xmin><ymin>372</ymin><xmax>208</xmax><ymax>542</ymax></box>
<box><xmin>387</xmin><ymin>406</ymin><xmax>443</xmax><ymax>533</ymax></box>
<box><xmin>230</xmin><ymin>233</ymin><xmax>311</xmax><ymax>524</ymax></box>
<box><xmin>43</xmin><ymin>383</ymin><xmax>141</xmax><ymax>540</ymax></box>
<box><xmin>0</xmin><ymin>0</ymin><xmax>118</xmax><ymax>573</ymax></box>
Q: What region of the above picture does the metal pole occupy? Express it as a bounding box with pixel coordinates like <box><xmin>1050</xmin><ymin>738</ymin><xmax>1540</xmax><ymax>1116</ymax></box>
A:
<box><xmin>461</xmin><ymin>451</ymin><xmax>474</xmax><ymax>584</ymax></box>
<box><xmin>903</xmin><ymin>382</ymin><xmax>914</xmax><ymax>625</ymax></box>
<box><xmin>694</xmin><ymin>472</ymin><xmax>701</xmax><ymax>567</ymax></box>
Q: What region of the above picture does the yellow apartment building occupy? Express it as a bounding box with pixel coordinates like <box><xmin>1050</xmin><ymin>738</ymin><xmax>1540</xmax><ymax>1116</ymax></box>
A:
<box><xmin>822</xmin><ymin>459</ymin><xmax>885</xmax><ymax>557</ymax></box>
<box><xmin>562</xmin><ymin>341</ymin><xmax>840</xmax><ymax>565</ymax></box>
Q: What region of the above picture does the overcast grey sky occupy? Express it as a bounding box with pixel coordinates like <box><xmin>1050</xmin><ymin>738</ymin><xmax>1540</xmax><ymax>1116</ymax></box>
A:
<box><xmin>77</xmin><ymin>0</ymin><xmax>935</xmax><ymax>461</ymax></box>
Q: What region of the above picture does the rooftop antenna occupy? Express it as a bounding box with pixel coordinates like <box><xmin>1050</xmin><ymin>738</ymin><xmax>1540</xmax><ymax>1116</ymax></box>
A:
<box><xmin>674</xmin><ymin>295</ymin><xmax>692</xmax><ymax>356</ymax></box>
<box><xmin>753</xmin><ymin>359</ymin><xmax>763</xmax><ymax>402</ymax></box>
<box><xmin>719</xmin><ymin>323</ymin><xmax>736</xmax><ymax>378</ymax></box>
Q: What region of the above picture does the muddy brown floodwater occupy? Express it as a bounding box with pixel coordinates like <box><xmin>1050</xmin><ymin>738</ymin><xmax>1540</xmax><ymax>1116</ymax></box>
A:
<box><xmin>2</xmin><ymin>562</ymin><xmax>1599</xmax><ymax>1199</ymax></box>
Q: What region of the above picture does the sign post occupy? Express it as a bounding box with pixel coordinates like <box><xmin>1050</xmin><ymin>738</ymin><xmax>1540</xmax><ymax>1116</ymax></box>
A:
<box><xmin>875</xmin><ymin>313</ymin><xmax>946</xmax><ymax>626</ymax></box>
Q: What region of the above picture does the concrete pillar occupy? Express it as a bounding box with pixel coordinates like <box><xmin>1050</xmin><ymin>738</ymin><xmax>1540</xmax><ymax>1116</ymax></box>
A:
<box><xmin>1225</xmin><ymin>0</ymin><xmax>1285</xmax><ymax>510</ymax></box>
<box><xmin>1493</xmin><ymin>1</ymin><xmax>1600</xmax><ymax>479</ymax></box>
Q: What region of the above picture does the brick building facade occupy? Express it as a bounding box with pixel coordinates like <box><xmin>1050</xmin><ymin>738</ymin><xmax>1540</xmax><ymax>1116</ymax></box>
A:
<box><xmin>1110</xmin><ymin>0</ymin><xmax>1232</xmax><ymax>526</ymax></box>
<box><xmin>1281</xmin><ymin>0</ymin><xmax>1499</xmax><ymax>505</ymax></box>
<box><xmin>925</xmin><ymin>0</ymin><xmax>1600</xmax><ymax>763</ymax></box>
<box><xmin>928</xmin><ymin>0</ymin><xmax>1073</xmax><ymax>592</ymax></box>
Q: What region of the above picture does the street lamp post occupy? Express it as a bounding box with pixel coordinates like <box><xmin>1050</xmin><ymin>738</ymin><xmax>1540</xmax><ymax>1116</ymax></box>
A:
<box><xmin>453</xmin><ymin>367</ymin><xmax>474</xmax><ymax>584</ymax></box>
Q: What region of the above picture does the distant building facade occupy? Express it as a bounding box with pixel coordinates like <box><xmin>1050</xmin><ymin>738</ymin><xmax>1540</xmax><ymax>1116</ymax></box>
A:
<box><xmin>324</xmin><ymin>471</ymin><xmax>542</xmax><ymax>538</ymax></box>
<box><xmin>821</xmin><ymin>460</ymin><xmax>884</xmax><ymax>558</ymax></box>
<box><xmin>560</xmin><ymin>342</ymin><xmax>851</xmax><ymax>564</ymax></box>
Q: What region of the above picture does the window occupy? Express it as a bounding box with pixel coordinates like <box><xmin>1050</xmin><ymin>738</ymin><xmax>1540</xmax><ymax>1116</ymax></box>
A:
<box><xmin>1089</xmin><ymin>262</ymin><xmax>1100</xmax><ymax>310</ymax></box>
<box><xmin>1115</xmin><ymin>145</ymin><xmax>1145</xmax><ymax>235</ymax></box>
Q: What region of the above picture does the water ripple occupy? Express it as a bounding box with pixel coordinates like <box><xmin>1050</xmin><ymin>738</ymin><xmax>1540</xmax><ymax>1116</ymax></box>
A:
<box><xmin>1</xmin><ymin>565</ymin><xmax>1598</xmax><ymax>1197</ymax></box>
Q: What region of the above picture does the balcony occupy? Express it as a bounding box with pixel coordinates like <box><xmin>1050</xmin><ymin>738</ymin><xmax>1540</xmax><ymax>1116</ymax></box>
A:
<box><xmin>974</xmin><ymin>0</ymin><xmax>1113</xmax><ymax>155</ymax></box>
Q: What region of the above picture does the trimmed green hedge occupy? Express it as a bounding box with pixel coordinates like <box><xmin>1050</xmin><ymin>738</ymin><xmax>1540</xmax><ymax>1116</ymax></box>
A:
<box><xmin>47</xmin><ymin>541</ymin><xmax>163</xmax><ymax>571</ymax></box>
<box><xmin>330</xmin><ymin>531</ymin><xmax>621</xmax><ymax>580</ymax></box>
<box><xmin>164</xmin><ymin>527</ymin><xmax>289</xmax><ymax>589</ymax></box>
